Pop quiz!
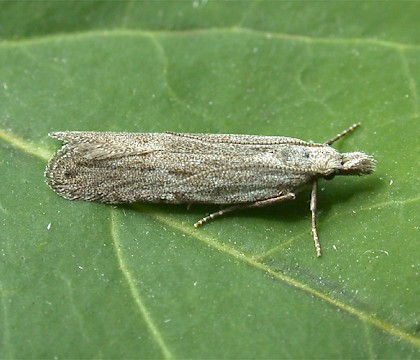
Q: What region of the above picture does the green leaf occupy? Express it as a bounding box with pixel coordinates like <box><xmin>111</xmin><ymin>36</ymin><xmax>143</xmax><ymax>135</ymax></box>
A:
<box><xmin>1</xmin><ymin>2</ymin><xmax>419</xmax><ymax>358</ymax></box>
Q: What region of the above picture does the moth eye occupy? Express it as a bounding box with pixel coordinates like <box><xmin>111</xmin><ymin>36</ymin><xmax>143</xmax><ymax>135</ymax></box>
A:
<box><xmin>64</xmin><ymin>170</ymin><xmax>76</xmax><ymax>179</ymax></box>
<box><xmin>323</xmin><ymin>173</ymin><xmax>335</xmax><ymax>180</ymax></box>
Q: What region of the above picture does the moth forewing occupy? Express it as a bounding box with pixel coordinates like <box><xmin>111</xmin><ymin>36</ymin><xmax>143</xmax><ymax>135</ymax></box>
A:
<box><xmin>46</xmin><ymin>132</ymin><xmax>321</xmax><ymax>204</ymax></box>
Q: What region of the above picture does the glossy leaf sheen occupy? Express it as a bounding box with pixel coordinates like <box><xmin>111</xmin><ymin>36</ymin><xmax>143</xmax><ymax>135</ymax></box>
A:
<box><xmin>0</xmin><ymin>2</ymin><xmax>419</xmax><ymax>358</ymax></box>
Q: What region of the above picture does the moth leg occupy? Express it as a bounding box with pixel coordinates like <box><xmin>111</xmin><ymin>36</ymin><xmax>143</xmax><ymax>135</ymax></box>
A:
<box><xmin>310</xmin><ymin>179</ymin><xmax>322</xmax><ymax>257</ymax></box>
<box><xmin>194</xmin><ymin>192</ymin><xmax>295</xmax><ymax>228</ymax></box>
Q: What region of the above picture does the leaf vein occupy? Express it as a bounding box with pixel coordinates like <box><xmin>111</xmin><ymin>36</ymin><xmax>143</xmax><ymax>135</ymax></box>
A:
<box><xmin>149</xmin><ymin>210</ymin><xmax>420</xmax><ymax>349</ymax></box>
<box><xmin>110</xmin><ymin>209</ymin><xmax>174</xmax><ymax>360</ymax></box>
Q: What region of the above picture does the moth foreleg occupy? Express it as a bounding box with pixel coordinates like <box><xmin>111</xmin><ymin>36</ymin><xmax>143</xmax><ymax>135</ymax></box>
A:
<box><xmin>194</xmin><ymin>192</ymin><xmax>295</xmax><ymax>228</ymax></box>
<box><xmin>310</xmin><ymin>179</ymin><xmax>322</xmax><ymax>257</ymax></box>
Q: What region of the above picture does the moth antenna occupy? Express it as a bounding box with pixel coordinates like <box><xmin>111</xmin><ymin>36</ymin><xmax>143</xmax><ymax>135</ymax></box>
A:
<box><xmin>324</xmin><ymin>123</ymin><xmax>360</xmax><ymax>146</ymax></box>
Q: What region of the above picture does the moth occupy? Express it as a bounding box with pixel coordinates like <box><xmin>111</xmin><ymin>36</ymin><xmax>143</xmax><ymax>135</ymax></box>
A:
<box><xmin>45</xmin><ymin>123</ymin><xmax>375</xmax><ymax>256</ymax></box>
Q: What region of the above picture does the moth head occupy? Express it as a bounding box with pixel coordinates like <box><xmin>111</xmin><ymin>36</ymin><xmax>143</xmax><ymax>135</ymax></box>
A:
<box><xmin>336</xmin><ymin>152</ymin><xmax>376</xmax><ymax>176</ymax></box>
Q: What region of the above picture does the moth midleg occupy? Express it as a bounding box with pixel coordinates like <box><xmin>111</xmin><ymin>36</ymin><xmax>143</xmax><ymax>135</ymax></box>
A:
<box><xmin>324</xmin><ymin>123</ymin><xmax>360</xmax><ymax>146</ymax></box>
<box><xmin>310</xmin><ymin>179</ymin><xmax>321</xmax><ymax>257</ymax></box>
<box><xmin>194</xmin><ymin>192</ymin><xmax>295</xmax><ymax>228</ymax></box>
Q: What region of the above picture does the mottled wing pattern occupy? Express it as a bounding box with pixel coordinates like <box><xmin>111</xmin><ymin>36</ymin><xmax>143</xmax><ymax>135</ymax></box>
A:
<box><xmin>45</xmin><ymin>132</ymin><xmax>330</xmax><ymax>204</ymax></box>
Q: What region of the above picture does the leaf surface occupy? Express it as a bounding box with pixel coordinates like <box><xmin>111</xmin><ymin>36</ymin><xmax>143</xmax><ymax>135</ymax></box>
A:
<box><xmin>1</xmin><ymin>2</ymin><xmax>419</xmax><ymax>358</ymax></box>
